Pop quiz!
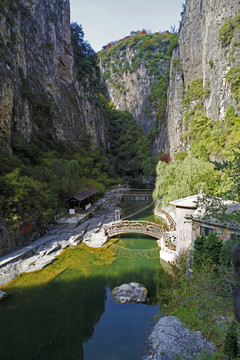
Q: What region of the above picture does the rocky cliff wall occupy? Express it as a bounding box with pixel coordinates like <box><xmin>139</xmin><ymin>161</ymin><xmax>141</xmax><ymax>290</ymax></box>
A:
<box><xmin>167</xmin><ymin>0</ymin><xmax>240</xmax><ymax>157</ymax></box>
<box><xmin>100</xmin><ymin>54</ymin><xmax>154</xmax><ymax>135</ymax></box>
<box><xmin>98</xmin><ymin>33</ymin><xmax>175</xmax><ymax>155</ymax></box>
<box><xmin>0</xmin><ymin>0</ymin><xmax>105</xmax><ymax>151</ymax></box>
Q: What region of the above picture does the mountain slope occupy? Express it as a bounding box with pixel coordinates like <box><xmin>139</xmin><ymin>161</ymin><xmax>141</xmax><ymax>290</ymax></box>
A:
<box><xmin>98</xmin><ymin>31</ymin><xmax>178</xmax><ymax>154</ymax></box>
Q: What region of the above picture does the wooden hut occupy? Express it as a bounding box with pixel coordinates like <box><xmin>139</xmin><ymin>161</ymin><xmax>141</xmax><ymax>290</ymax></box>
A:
<box><xmin>67</xmin><ymin>189</ymin><xmax>98</xmax><ymax>213</ymax></box>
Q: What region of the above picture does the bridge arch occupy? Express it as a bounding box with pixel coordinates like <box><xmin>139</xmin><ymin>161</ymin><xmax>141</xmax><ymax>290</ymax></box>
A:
<box><xmin>104</xmin><ymin>220</ymin><xmax>163</xmax><ymax>240</ymax></box>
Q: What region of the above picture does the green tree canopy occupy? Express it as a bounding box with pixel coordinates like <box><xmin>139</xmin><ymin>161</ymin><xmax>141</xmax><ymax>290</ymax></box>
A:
<box><xmin>153</xmin><ymin>155</ymin><xmax>220</xmax><ymax>208</ymax></box>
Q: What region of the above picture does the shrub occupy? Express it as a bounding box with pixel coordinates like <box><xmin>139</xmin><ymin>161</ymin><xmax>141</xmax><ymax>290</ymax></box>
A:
<box><xmin>223</xmin><ymin>320</ymin><xmax>240</xmax><ymax>359</ymax></box>
<box><xmin>226</xmin><ymin>66</ymin><xmax>240</xmax><ymax>104</ymax></box>
<box><xmin>218</xmin><ymin>12</ymin><xmax>240</xmax><ymax>47</ymax></box>
<box><xmin>174</xmin><ymin>151</ymin><xmax>188</xmax><ymax>161</ymax></box>
<box><xmin>193</xmin><ymin>232</ymin><xmax>222</xmax><ymax>269</ymax></box>
<box><xmin>218</xmin><ymin>17</ymin><xmax>235</xmax><ymax>46</ymax></box>
<box><xmin>142</xmin><ymin>39</ymin><xmax>152</xmax><ymax>51</ymax></box>
<box><xmin>209</xmin><ymin>58</ymin><xmax>214</xmax><ymax>68</ymax></box>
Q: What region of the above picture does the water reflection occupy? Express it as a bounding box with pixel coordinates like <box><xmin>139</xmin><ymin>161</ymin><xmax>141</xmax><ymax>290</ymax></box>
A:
<box><xmin>0</xmin><ymin>199</ymin><xmax>172</xmax><ymax>360</ymax></box>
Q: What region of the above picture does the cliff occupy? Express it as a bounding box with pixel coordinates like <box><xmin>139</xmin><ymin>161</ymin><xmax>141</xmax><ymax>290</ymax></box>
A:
<box><xmin>0</xmin><ymin>0</ymin><xmax>105</xmax><ymax>151</ymax></box>
<box><xmin>167</xmin><ymin>0</ymin><xmax>240</xmax><ymax>157</ymax></box>
<box><xmin>98</xmin><ymin>32</ymin><xmax>178</xmax><ymax>154</ymax></box>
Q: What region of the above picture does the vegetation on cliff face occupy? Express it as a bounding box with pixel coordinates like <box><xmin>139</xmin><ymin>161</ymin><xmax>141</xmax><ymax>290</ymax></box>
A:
<box><xmin>154</xmin><ymin>71</ymin><xmax>240</xmax><ymax>208</ymax></box>
<box><xmin>99</xmin><ymin>93</ymin><xmax>157</xmax><ymax>184</ymax></box>
<box><xmin>180</xmin><ymin>77</ymin><xmax>240</xmax><ymax>161</ymax></box>
<box><xmin>98</xmin><ymin>31</ymin><xmax>178</xmax><ymax>139</ymax></box>
<box><xmin>0</xmin><ymin>17</ymin><xmax>157</xmax><ymax>240</ymax></box>
<box><xmin>218</xmin><ymin>11</ymin><xmax>240</xmax><ymax>47</ymax></box>
<box><xmin>70</xmin><ymin>22</ymin><xmax>99</xmax><ymax>83</ymax></box>
<box><xmin>154</xmin><ymin>6</ymin><xmax>240</xmax><ymax>208</ymax></box>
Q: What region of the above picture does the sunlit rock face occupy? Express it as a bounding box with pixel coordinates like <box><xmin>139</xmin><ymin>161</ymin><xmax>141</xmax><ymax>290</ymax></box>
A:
<box><xmin>167</xmin><ymin>0</ymin><xmax>240</xmax><ymax>157</ymax></box>
<box><xmin>98</xmin><ymin>36</ymin><xmax>172</xmax><ymax>155</ymax></box>
<box><xmin>0</xmin><ymin>0</ymin><xmax>105</xmax><ymax>151</ymax></box>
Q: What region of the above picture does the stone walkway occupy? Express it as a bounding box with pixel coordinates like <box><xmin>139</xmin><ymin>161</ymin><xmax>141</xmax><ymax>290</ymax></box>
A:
<box><xmin>0</xmin><ymin>188</ymin><xmax>124</xmax><ymax>286</ymax></box>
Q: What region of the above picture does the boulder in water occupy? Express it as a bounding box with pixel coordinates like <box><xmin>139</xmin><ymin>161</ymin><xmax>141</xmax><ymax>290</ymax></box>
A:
<box><xmin>111</xmin><ymin>282</ymin><xmax>148</xmax><ymax>304</ymax></box>
<box><xmin>0</xmin><ymin>290</ymin><xmax>8</xmax><ymax>301</ymax></box>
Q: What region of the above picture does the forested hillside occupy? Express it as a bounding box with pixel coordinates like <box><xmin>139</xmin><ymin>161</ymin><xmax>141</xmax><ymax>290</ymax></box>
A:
<box><xmin>0</xmin><ymin>1</ymin><xmax>155</xmax><ymax>255</ymax></box>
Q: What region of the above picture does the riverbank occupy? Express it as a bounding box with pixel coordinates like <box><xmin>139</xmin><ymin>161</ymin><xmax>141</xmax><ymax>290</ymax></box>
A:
<box><xmin>0</xmin><ymin>188</ymin><xmax>124</xmax><ymax>287</ymax></box>
<box><xmin>0</xmin><ymin>191</ymin><xmax>218</xmax><ymax>360</ymax></box>
<box><xmin>143</xmin><ymin>316</ymin><xmax>215</xmax><ymax>360</ymax></box>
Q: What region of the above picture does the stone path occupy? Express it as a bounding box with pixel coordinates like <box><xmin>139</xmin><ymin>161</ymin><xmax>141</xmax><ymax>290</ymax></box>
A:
<box><xmin>0</xmin><ymin>188</ymin><xmax>124</xmax><ymax>286</ymax></box>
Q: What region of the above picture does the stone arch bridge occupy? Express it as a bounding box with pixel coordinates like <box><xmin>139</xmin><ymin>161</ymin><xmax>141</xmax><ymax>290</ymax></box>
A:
<box><xmin>104</xmin><ymin>220</ymin><xmax>164</xmax><ymax>240</ymax></box>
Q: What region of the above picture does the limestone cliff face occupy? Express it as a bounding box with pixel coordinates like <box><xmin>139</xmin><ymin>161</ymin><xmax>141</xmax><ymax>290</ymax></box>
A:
<box><xmin>0</xmin><ymin>0</ymin><xmax>105</xmax><ymax>150</ymax></box>
<box><xmin>167</xmin><ymin>0</ymin><xmax>240</xmax><ymax>157</ymax></box>
<box><xmin>98</xmin><ymin>33</ymin><xmax>175</xmax><ymax>154</ymax></box>
<box><xmin>100</xmin><ymin>54</ymin><xmax>154</xmax><ymax>135</ymax></box>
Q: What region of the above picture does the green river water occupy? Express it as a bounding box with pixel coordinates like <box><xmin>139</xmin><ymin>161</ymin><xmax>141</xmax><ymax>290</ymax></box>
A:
<box><xmin>0</xmin><ymin>200</ymin><xmax>173</xmax><ymax>360</ymax></box>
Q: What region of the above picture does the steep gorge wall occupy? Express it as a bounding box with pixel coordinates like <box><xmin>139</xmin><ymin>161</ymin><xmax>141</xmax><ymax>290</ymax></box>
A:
<box><xmin>98</xmin><ymin>33</ymin><xmax>175</xmax><ymax>155</ymax></box>
<box><xmin>0</xmin><ymin>0</ymin><xmax>105</xmax><ymax>151</ymax></box>
<box><xmin>100</xmin><ymin>51</ymin><xmax>155</xmax><ymax>135</ymax></box>
<box><xmin>167</xmin><ymin>0</ymin><xmax>240</xmax><ymax>156</ymax></box>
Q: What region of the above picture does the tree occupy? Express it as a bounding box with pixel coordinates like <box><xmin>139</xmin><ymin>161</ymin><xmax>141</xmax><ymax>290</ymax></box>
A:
<box><xmin>223</xmin><ymin>319</ymin><xmax>239</xmax><ymax>359</ymax></box>
<box><xmin>143</xmin><ymin>156</ymin><xmax>157</xmax><ymax>177</ymax></box>
<box><xmin>192</xmin><ymin>152</ymin><xmax>240</xmax><ymax>233</ymax></box>
<box><xmin>153</xmin><ymin>155</ymin><xmax>220</xmax><ymax>208</ymax></box>
<box><xmin>193</xmin><ymin>234</ymin><xmax>205</xmax><ymax>268</ymax></box>
<box><xmin>193</xmin><ymin>233</ymin><xmax>222</xmax><ymax>269</ymax></box>
<box><xmin>70</xmin><ymin>22</ymin><xmax>97</xmax><ymax>80</ymax></box>
<box><xmin>70</xmin><ymin>23</ymin><xmax>95</xmax><ymax>58</ymax></box>
<box><xmin>170</xmin><ymin>25</ymin><xmax>177</xmax><ymax>33</ymax></box>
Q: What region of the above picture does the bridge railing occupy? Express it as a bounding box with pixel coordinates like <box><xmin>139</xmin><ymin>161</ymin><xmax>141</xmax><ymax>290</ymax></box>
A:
<box><xmin>120</xmin><ymin>188</ymin><xmax>154</xmax><ymax>201</ymax></box>
<box><xmin>104</xmin><ymin>220</ymin><xmax>164</xmax><ymax>239</ymax></box>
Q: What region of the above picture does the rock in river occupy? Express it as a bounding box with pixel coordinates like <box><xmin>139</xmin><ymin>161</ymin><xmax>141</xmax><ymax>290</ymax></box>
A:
<box><xmin>0</xmin><ymin>290</ymin><xmax>8</xmax><ymax>301</ymax></box>
<box><xmin>111</xmin><ymin>282</ymin><xmax>148</xmax><ymax>304</ymax></box>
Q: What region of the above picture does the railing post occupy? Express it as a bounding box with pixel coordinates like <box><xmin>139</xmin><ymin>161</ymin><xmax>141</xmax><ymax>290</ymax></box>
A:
<box><xmin>115</xmin><ymin>209</ymin><xmax>121</xmax><ymax>221</ymax></box>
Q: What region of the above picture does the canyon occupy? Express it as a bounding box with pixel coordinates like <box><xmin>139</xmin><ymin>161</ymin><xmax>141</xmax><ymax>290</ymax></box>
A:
<box><xmin>0</xmin><ymin>0</ymin><xmax>239</xmax><ymax>254</ymax></box>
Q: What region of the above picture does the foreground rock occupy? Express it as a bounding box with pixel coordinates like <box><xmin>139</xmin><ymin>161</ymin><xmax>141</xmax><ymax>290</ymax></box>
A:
<box><xmin>111</xmin><ymin>282</ymin><xmax>148</xmax><ymax>304</ymax></box>
<box><xmin>143</xmin><ymin>316</ymin><xmax>215</xmax><ymax>360</ymax></box>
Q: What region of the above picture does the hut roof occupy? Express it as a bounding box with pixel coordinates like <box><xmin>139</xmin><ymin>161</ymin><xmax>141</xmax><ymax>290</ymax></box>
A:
<box><xmin>68</xmin><ymin>189</ymin><xmax>98</xmax><ymax>202</ymax></box>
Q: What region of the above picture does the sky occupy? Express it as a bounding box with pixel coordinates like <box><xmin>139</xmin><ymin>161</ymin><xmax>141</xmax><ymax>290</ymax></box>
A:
<box><xmin>70</xmin><ymin>0</ymin><xmax>184</xmax><ymax>52</ymax></box>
